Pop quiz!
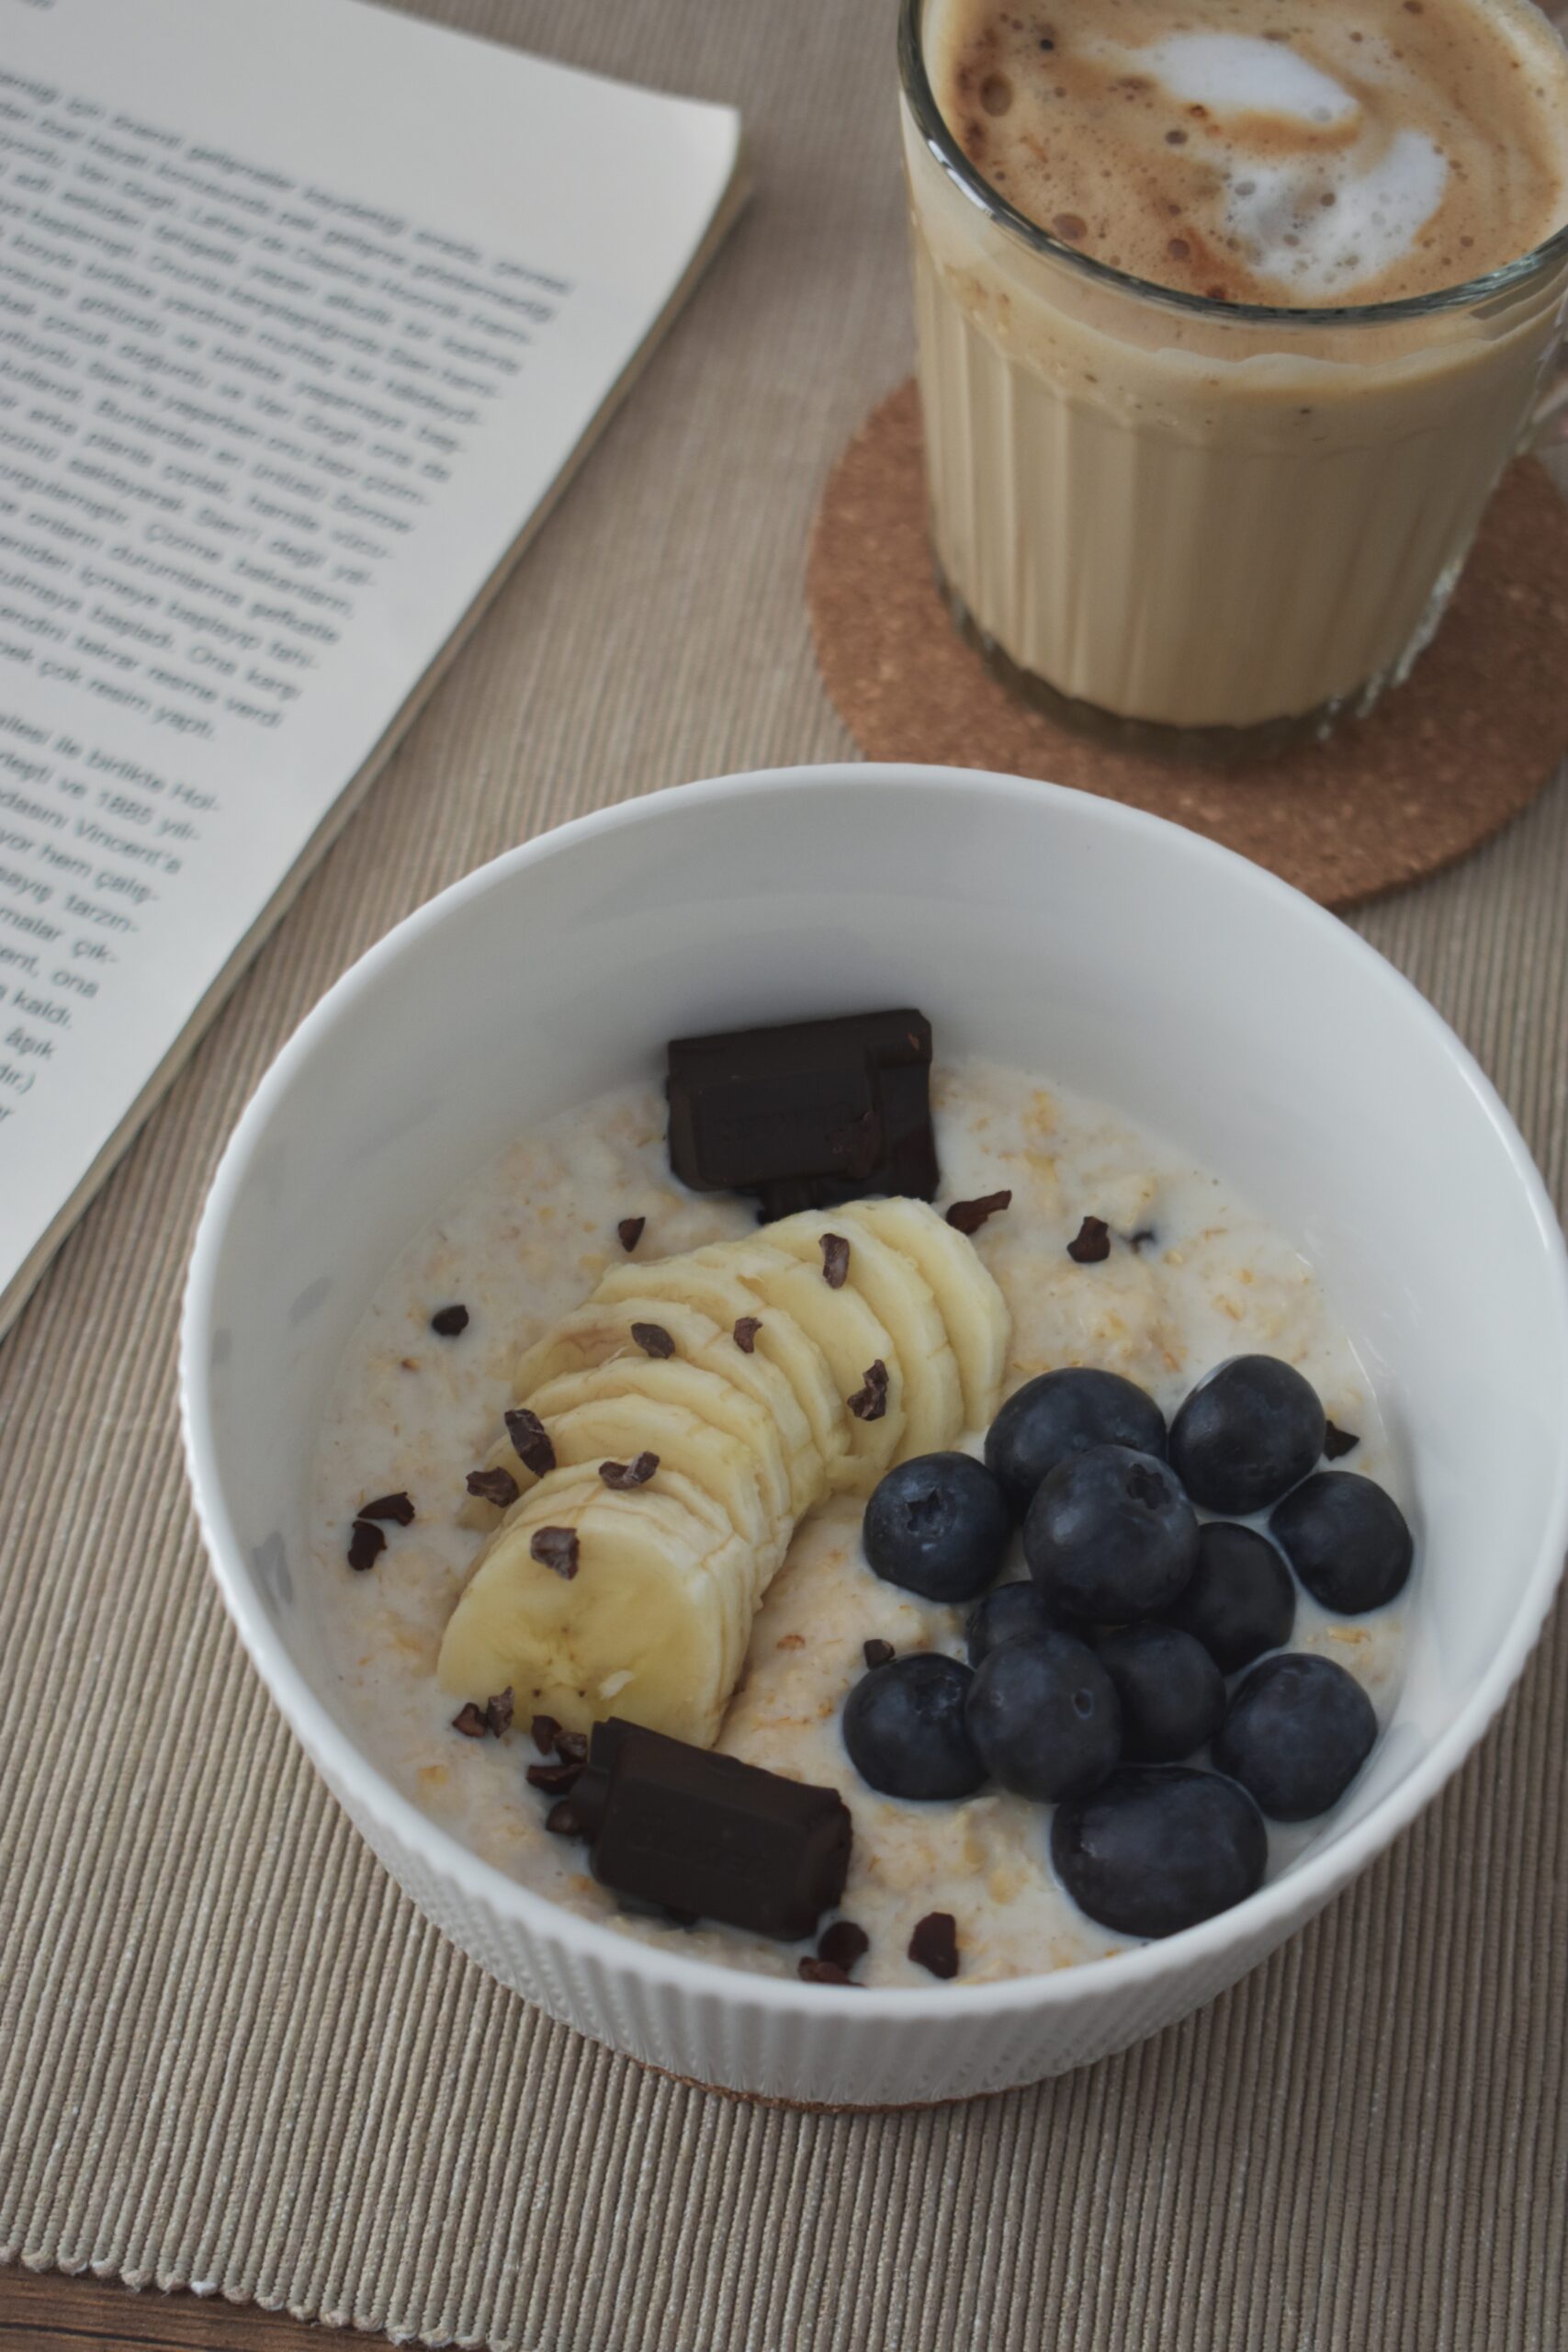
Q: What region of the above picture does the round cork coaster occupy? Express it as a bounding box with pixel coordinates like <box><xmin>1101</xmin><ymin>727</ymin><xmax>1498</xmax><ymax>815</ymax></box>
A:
<box><xmin>807</xmin><ymin>379</ymin><xmax>1568</xmax><ymax>908</ymax></box>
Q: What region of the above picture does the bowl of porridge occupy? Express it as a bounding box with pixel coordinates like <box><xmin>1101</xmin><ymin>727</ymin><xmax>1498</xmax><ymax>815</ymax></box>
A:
<box><xmin>181</xmin><ymin>763</ymin><xmax>1568</xmax><ymax>2107</ymax></box>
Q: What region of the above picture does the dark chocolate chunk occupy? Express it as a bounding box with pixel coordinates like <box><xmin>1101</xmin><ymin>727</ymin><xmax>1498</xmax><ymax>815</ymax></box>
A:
<box><xmin>569</xmin><ymin>1718</ymin><xmax>852</xmax><ymax>1941</ymax></box>
<box><xmin>526</xmin><ymin>1757</ymin><xmax>584</xmax><ymax>1795</ymax></box>
<box><xmin>531</xmin><ymin>1713</ymin><xmax>561</xmax><ymax>1755</ymax></box>
<box><xmin>530</xmin><ymin>1525</ymin><xmax>580</xmax><ymax>1580</ymax></box>
<box><xmin>431</xmin><ymin>1303</ymin><xmax>469</xmax><ymax>1337</ymax></box>
<box><xmin>798</xmin><ymin>1957</ymin><xmax>859</xmax><ymax>1986</ymax></box>
<box><xmin>1067</xmin><ymin>1216</ymin><xmax>1111</xmax><ymax>1264</ymax></box>
<box><xmin>617</xmin><ymin>1216</ymin><xmax>646</xmax><ymax>1253</ymax></box>
<box><xmin>485</xmin><ymin>1687</ymin><xmax>513</xmax><ymax>1738</ymax></box>
<box><xmin>451</xmin><ymin>1702</ymin><xmax>489</xmax><ymax>1739</ymax></box>
<box><xmin>849</xmin><ymin>1359</ymin><xmax>889</xmax><ymax>1421</ymax></box>
<box><xmin>733</xmin><ymin>1316</ymin><xmax>761</xmax><ymax>1354</ymax></box>
<box><xmin>1323</xmin><ymin>1421</ymin><xmax>1360</xmax><ymax>1460</ymax></box>
<box><xmin>1130</xmin><ymin>1228</ymin><xmax>1158</xmax><ymax>1252</ymax></box>
<box><xmin>666</xmin><ymin>1010</ymin><xmax>939</xmax><ymax>1218</ymax></box>
<box><xmin>818</xmin><ymin>1918</ymin><xmax>870</xmax><ymax>1972</ymax></box>
<box><xmin>631</xmin><ymin>1321</ymin><xmax>675</xmax><ymax>1359</ymax></box>
<box><xmin>555</xmin><ymin>1729</ymin><xmax>589</xmax><ymax>1765</ymax></box>
<box><xmin>358</xmin><ymin>1491</ymin><xmax>415</xmax><ymax>1526</ymax></box>
<box><xmin>945</xmin><ymin>1190</ymin><xmax>1012</xmax><ymax>1236</ymax></box>
<box><xmin>546</xmin><ymin>1799</ymin><xmax>583</xmax><ymax>1838</ymax></box>
<box><xmin>346</xmin><ymin>1519</ymin><xmax>385</xmax><ymax>1572</ymax></box>
<box><xmin>600</xmin><ymin>1453</ymin><xmax>659</xmax><ymax>1491</ymax></box>
<box><xmin>908</xmin><ymin>1911</ymin><xmax>959</xmax><ymax>1979</ymax></box>
<box><xmin>863</xmin><ymin>1638</ymin><xmax>895</xmax><ymax>1669</ymax></box>
<box><xmin>504</xmin><ymin>1408</ymin><xmax>556</xmax><ymax>1478</ymax></box>
<box><xmin>466</xmin><ymin>1465</ymin><xmax>520</xmax><ymax>1510</ymax></box>
<box><xmin>820</xmin><ymin>1233</ymin><xmax>851</xmax><ymax>1289</ymax></box>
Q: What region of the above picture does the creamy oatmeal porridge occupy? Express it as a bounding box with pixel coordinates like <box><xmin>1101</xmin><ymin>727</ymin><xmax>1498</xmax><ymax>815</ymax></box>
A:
<box><xmin>310</xmin><ymin>1055</ymin><xmax>1410</xmax><ymax>1989</ymax></box>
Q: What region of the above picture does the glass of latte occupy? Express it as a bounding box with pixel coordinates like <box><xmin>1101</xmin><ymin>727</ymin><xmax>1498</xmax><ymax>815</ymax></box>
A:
<box><xmin>899</xmin><ymin>0</ymin><xmax>1568</xmax><ymax>753</ymax></box>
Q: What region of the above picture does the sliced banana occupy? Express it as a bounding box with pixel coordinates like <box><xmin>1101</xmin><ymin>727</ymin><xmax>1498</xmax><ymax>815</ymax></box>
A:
<box><xmin>846</xmin><ymin>1195</ymin><xmax>1010</xmax><ymax>1430</ymax></box>
<box><xmin>692</xmin><ymin>1237</ymin><xmax>905</xmax><ymax>1492</ymax></box>
<box><xmin>758</xmin><ymin>1209</ymin><xmax>964</xmax><ymax>1460</ymax></box>
<box><xmin>446</xmin><ymin>1191</ymin><xmax>1012</xmax><ymax>1749</ymax></box>
<box><xmin>528</xmin><ymin>1392</ymin><xmax>782</xmax><ymax>1586</ymax></box>
<box><xmin>456</xmin><ymin>1387</ymin><xmax>786</xmax><ymax>1570</ymax></box>
<box><xmin>460</xmin><ymin>1464</ymin><xmax>604</xmax><ymax>1579</ymax></box>
<box><xmin>438</xmin><ymin>1468</ymin><xmax>749</xmax><ymax>1747</ymax></box>
<box><xmin>512</xmin><ymin>1304</ymin><xmax>655</xmax><ymax>1396</ymax></box>
<box><xmin>513</xmin><ymin>1295</ymin><xmax>825</xmax><ymax>1518</ymax></box>
<box><xmin>525</xmin><ymin>1363</ymin><xmax>792</xmax><ymax>1565</ymax></box>
<box><xmin>594</xmin><ymin>1256</ymin><xmax>849</xmax><ymax>1488</ymax></box>
<box><xmin>464</xmin><ymin>1463</ymin><xmax>753</xmax><ymax>1670</ymax></box>
<box><xmin>468</xmin><ymin>1461</ymin><xmax>751</xmax><ymax>1653</ymax></box>
<box><xmin>462</xmin><ymin>1397</ymin><xmax>754</xmax><ymax>1546</ymax></box>
<box><xmin>509</xmin><ymin>1458</ymin><xmax>759</xmax><ymax>1674</ymax></box>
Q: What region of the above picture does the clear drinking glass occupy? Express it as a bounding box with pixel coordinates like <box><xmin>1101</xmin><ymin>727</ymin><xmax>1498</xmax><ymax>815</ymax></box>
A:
<box><xmin>899</xmin><ymin>0</ymin><xmax>1568</xmax><ymax>758</ymax></box>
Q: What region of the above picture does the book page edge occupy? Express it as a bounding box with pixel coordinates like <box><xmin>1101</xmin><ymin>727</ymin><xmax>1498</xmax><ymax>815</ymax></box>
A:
<box><xmin>0</xmin><ymin>147</ymin><xmax>751</xmax><ymax>1350</ymax></box>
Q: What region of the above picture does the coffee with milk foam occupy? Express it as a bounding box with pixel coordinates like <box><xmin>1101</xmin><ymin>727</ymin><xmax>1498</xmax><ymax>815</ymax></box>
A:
<box><xmin>935</xmin><ymin>0</ymin><xmax>1568</xmax><ymax>304</ymax></box>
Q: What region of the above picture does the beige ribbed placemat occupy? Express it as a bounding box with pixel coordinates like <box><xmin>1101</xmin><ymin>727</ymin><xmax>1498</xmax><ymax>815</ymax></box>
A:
<box><xmin>2</xmin><ymin>4</ymin><xmax>1565</xmax><ymax>2346</ymax></box>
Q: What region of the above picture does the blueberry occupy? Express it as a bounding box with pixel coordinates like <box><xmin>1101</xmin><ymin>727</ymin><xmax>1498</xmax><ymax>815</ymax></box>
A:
<box><xmin>1024</xmin><ymin>1443</ymin><xmax>1198</xmax><ymax>1623</ymax></box>
<box><xmin>863</xmin><ymin>1452</ymin><xmax>1011</xmax><ymax>1603</ymax></box>
<box><xmin>965</xmin><ymin>1579</ymin><xmax>1060</xmax><ymax>1667</ymax></box>
<box><xmin>1095</xmin><ymin>1623</ymin><xmax>1225</xmax><ymax>1763</ymax></box>
<box><xmin>1161</xmin><ymin>1521</ymin><xmax>1296</xmax><ymax>1673</ymax></box>
<box><xmin>841</xmin><ymin>1653</ymin><xmax>985</xmax><ymax>1800</ymax></box>
<box><xmin>985</xmin><ymin>1368</ymin><xmax>1166</xmax><ymax>1516</ymax></box>
<box><xmin>964</xmin><ymin>1633</ymin><xmax>1120</xmax><ymax>1800</ymax></box>
<box><xmin>1213</xmin><ymin>1652</ymin><xmax>1377</xmax><ymax>1822</ymax></box>
<box><xmin>1168</xmin><ymin>1355</ymin><xmax>1325</xmax><ymax>1516</ymax></box>
<box><xmin>1269</xmin><ymin>1473</ymin><xmax>1413</xmax><ymax>1615</ymax></box>
<box><xmin>1051</xmin><ymin>1766</ymin><xmax>1267</xmax><ymax>1939</ymax></box>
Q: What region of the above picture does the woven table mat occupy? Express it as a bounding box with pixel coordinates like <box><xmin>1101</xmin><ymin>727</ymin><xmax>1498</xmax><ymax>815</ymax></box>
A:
<box><xmin>3</xmin><ymin>3</ymin><xmax>1566</xmax><ymax>2346</ymax></box>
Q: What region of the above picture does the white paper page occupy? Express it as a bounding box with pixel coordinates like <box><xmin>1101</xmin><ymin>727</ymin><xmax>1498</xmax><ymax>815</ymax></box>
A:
<box><xmin>0</xmin><ymin>0</ymin><xmax>740</xmax><ymax>1330</ymax></box>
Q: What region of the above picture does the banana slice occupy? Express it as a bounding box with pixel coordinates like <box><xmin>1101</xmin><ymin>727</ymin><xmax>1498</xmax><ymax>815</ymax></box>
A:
<box><xmin>515</xmin><ymin>1392</ymin><xmax>783</xmax><ymax>1579</ymax></box>
<box><xmin>513</xmin><ymin>1295</ymin><xmax>825</xmax><ymax>1518</ymax></box>
<box><xmin>463</xmin><ymin>1419</ymin><xmax>745</xmax><ymax>1557</ymax></box>
<box><xmin>594</xmin><ymin>1257</ymin><xmax>849</xmax><ymax>1488</ymax></box>
<box><xmin>438</xmin><ymin>1468</ymin><xmax>749</xmax><ymax>1747</ymax></box>
<box><xmin>513</xmin><ymin>1458</ymin><xmax>760</xmax><ymax>1675</ymax></box>
<box><xmin>456</xmin><ymin>1387</ymin><xmax>787</xmax><ymax>1568</ymax></box>
<box><xmin>525</xmin><ymin>1363</ymin><xmax>792</xmax><ymax>1566</ymax></box>
<box><xmin>495</xmin><ymin>1455</ymin><xmax>739</xmax><ymax>1550</ymax></box>
<box><xmin>459</xmin><ymin>1464</ymin><xmax>605</xmax><ymax>1580</ymax></box>
<box><xmin>443</xmin><ymin>1193</ymin><xmax>998</xmax><ymax>1747</ymax></box>
<box><xmin>843</xmin><ymin>1196</ymin><xmax>1010</xmax><ymax>1430</ymax></box>
<box><xmin>757</xmin><ymin>1210</ymin><xmax>964</xmax><ymax>1460</ymax></box>
<box><xmin>464</xmin><ymin>1463</ymin><xmax>753</xmax><ymax>1659</ymax></box>
<box><xmin>692</xmin><ymin>1237</ymin><xmax>905</xmax><ymax>1492</ymax></box>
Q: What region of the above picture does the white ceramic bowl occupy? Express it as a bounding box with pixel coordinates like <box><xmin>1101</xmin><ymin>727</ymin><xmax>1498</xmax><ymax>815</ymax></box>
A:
<box><xmin>182</xmin><ymin>764</ymin><xmax>1568</xmax><ymax>2107</ymax></box>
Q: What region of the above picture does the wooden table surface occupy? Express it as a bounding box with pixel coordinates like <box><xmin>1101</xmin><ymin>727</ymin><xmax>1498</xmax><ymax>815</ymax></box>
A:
<box><xmin>0</xmin><ymin>2269</ymin><xmax>341</xmax><ymax>2348</ymax></box>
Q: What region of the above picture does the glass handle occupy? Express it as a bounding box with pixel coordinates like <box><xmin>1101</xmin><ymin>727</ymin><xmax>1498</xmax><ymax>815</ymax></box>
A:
<box><xmin>1530</xmin><ymin>352</ymin><xmax>1568</xmax><ymax>447</ymax></box>
<box><xmin>1528</xmin><ymin>5</ymin><xmax>1568</xmax><ymax>447</ymax></box>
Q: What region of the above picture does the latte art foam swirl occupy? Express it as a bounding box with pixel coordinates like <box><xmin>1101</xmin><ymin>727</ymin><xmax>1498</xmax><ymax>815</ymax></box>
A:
<box><xmin>1122</xmin><ymin>32</ymin><xmax>1450</xmax><ymax>298</ymax></box>
<box><xmin>932</xmin><ymin>0</ymin><xmax>1568</xmax><ymax>307</ymax></box>
<box><xmin>1223</xmin><ymin>131</ymin><xmax>1449</xmax><ymax>297</ymax></box>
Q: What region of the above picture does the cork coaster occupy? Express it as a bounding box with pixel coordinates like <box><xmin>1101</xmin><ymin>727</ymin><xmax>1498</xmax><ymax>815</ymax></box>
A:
<box><xmin>807</xmin><ymin>379</ymin><xmax>1568</xmax><ymax>908</ymax></box>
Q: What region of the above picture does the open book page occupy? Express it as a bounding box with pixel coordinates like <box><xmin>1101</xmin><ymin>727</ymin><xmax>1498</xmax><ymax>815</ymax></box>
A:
<box><xmin>0</xmin><ymin>0</ymin><xmax>744</xmax><ymax>1338</ymax></box>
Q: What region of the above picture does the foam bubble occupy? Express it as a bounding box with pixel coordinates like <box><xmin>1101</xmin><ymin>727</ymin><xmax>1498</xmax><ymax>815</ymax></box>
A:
<box><xmin>1224</xmin><ymin>130</ymin><xmax>1450</xmax><ymax>296</ymax></box>
<box><xmin>1135</xmin><ymin>33</ymin><xmax>1360</xmax><ymax>127</ymax></box>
